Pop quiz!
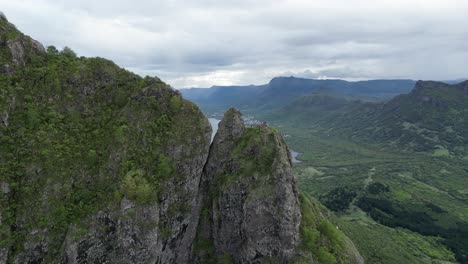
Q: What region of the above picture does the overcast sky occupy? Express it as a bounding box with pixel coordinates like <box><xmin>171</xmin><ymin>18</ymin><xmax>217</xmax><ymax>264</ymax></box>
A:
<box><xmin>1</xmin><ymin>0</ymin><xmax>468</xmax><ymax>88</ymax></box>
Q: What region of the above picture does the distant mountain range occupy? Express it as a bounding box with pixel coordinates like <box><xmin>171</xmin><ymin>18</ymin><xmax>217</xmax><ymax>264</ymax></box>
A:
<box><xmin>180</xmin><ymin>77</ymin><xmax>418</xmax><ymax>112</ymax></box>
<box><xmin>182</xmin><ymin>77</ymin><xmax>467</xmax><ymax>155</ymax></box>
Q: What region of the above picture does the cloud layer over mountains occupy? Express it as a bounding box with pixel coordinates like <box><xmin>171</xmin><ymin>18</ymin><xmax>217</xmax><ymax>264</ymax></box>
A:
<box><xmin>1</xmin><ymin>0</ymin><xmax>467</xmax><ymax>88</ymax></box>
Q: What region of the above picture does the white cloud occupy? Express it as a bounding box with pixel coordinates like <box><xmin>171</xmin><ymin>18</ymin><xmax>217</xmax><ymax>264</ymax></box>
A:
<box><xmin>1</xmin><ymin>0</ymin><xmax>467</xmax><ymax>88</ymax></box>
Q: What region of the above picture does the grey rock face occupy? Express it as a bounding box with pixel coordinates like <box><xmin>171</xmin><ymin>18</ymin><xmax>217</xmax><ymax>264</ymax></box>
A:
<box><xmin>60</xmin><ymin>203</ymin><xmax>161</xmax><ymax>264</ymax></box>
<box><xmin>13</xmin><ymin>230</ymin><xmax>49</xmax><ymax>264</ymax></box>
<box><xmin>0</xmin><ymin>182</ymin><xmax>9</xmax><ymax>194</ymax></box>
<box><xmin>0</xmin><ymin>15</ymin><xmax>45</xmax><ymax>75</ymax></box>
<box><xmin>0</xmin><ymin>248</ymin><xmax>8</xmax><ymax>264</ymax></box>
<box><xmin>58</xmin><ymin>111</ymin><xmax>212</xmax><ymax>264</ymax></box>
<box><xmin>0</xmin><ymin>180</ymin><xmax>10</xmax><ymax>264</ymax></box>
<box><xmin>194</xmin><ymin>108</ymin><xmax>301</xmax><ymax>263</ymax></box>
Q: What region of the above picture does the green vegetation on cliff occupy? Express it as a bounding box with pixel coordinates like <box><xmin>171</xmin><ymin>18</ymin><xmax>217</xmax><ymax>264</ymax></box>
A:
<box><xmin>297</xmin><ymin>194</ymin><xmax>362</xmax><ymax>264</ymax></box>
<box><xmin>0</xmin><ymin>15</ymin><xmax>210</xmax><ymax>262</ymax></box>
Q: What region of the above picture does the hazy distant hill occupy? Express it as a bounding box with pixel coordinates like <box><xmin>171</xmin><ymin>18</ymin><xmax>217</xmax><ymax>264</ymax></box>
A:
<box><xmin>180</xmin><ymin>84</ymin><xmax>267</xmax><ymax>112</ymax></box>
<box><xmin>264</xmin><ymin>80</ymin><xmax>468</xmax><ymax>155</ymax></box>
<box><xmin>181</xmin><ymin>77</ymin><xmax>417</xmax><ymax>112</ymax></box>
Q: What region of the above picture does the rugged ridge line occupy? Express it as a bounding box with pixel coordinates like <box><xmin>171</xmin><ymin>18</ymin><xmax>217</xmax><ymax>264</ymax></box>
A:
<box><xmin>0</xmin><ymin>13</ymin><xmax>45</xmax><ymax>75</ymax></box>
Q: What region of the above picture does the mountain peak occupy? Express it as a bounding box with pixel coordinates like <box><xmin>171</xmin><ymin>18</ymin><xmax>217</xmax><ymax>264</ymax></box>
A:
<box><xmin>194</xmin><ymin>108</ymin><xmax>302</xmax><ymax>263</ymax></box>
<box><xmin>213</xmin><ymin>107</ymin><xmax>245</xmax><ymax>143</ymax></box>
<box><xmin>0</xmin><ymin>15</ymin><xmax>45</xmax><ymax>74</ymax></box>
<box><xmin>457</xmin><ymin>79</ymin><xmax>468</xmax><ymax>87</ymax></box>
<box><xmin>0</xmin><ymin>11</ymin><xmax>7</xmax><ymax>22</ymax></box>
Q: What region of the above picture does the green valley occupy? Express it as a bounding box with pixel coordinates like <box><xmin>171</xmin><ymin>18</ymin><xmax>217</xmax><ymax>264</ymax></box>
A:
<box><xmin>274</xmin><ymin>125</ymin><xmax>467</xmax><ymax>263</ymax></box>
<box><xmin>192</xmin><ymin>79</ymin><xmax>468</xmax><ymax>263</ymax></box>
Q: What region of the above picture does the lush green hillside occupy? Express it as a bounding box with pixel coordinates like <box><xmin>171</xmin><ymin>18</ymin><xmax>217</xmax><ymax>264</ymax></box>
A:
<box><xmin>264</xmin><ymin>80</ymin><xmax>468</xmax><ymax>156</ymax></box>
<box><xmin>0</xmin><ymin>15</ymin><xmax>212</xmax><ymax>262</ymax></box>
<box><xmin>377</xmin><ymin>81</ymin><xmax>468</xmax><ymax>154</ymax></box>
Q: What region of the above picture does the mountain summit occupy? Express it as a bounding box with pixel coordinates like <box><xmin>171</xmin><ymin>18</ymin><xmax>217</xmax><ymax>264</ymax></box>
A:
<box><xmin>0</xmin><ymin>14</ymin><xmax>45</xmax><ymax>75</ymax></box>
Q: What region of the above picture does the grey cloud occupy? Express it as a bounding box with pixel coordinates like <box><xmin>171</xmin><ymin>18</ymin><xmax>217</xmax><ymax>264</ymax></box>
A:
<box><xmin>1</xmin><ymin>0</ymin><xmax>468</xmax><ymax>88</ymax></box>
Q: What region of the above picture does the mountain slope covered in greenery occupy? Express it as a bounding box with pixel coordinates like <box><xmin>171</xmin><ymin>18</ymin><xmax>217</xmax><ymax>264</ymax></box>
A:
<box><xmin>0</xmin><ymin>14</ymin><xmax>364</xmax><ymax>264</ymax></box>
<box><xmin>0</xmin><ymin>14</ymin><xmax>213</xmax><ymax>263</ymax></box>
<box><xmin>264</xmin><ymin>80</ymin><xmax>468</xmax><ymax>155</ymax></box>
<box><xmin>259</xmin><ymin>81</ymin><xmax>468</xmax><ymax>263</ymax></box>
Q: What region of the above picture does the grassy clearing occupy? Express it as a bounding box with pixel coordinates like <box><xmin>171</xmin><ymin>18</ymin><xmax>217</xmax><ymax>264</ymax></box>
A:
<box><xmin>337</xmin><ymin>211</ymin><xmax>456</xmax><ymax>264</ymax></box>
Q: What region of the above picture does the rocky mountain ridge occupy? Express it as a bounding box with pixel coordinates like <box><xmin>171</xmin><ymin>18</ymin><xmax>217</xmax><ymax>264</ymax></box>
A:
<box><xmin>194</xmin><ymin>108</ymin><xmax>301</xmax><ymax>263</ymax></box>
<box><xmin>0</xmin><ymin>15</ymin><xmax>361</xmax><ymax>263</ymax></box>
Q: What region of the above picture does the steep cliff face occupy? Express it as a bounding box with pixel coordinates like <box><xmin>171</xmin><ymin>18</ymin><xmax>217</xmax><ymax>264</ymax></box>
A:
<box><xmin>0</xmin><ymin>15</ymin><xmax>211</xmax><ymax>263</ymax></box>
<box><xmin>0</xmin><ymin>14</ymin><xmax>45</xmax><ymax>75</ymax></box>
<box><xmin>194</xmin><ymin>108</ymin><xmax>301</xmax><ymax>263</ymax></box>
<box><xmin>1</xmin><ymin>15</ymin><xmax>362</xmax><ymax>264</ymax></box>
<box><xmin>56</xmin><ymin>86</ymin><xmax>212</xmax><ymax>264</ymax></box>
<box><xmin>193</xmin><ymin>108</ymin><xmax>364</xmax><ymax>264</ymax></box>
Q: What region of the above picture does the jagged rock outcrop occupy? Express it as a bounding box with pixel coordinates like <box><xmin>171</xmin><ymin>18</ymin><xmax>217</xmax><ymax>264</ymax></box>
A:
<box><xmin>193</xmin><ymin>108</ymin><xmax>301</xmax><ymax>263</ymax></box>
<box><xmin>0</xmin><ymin>14</ymin><xmax>45</xmax><ymax>75</ymax></box>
